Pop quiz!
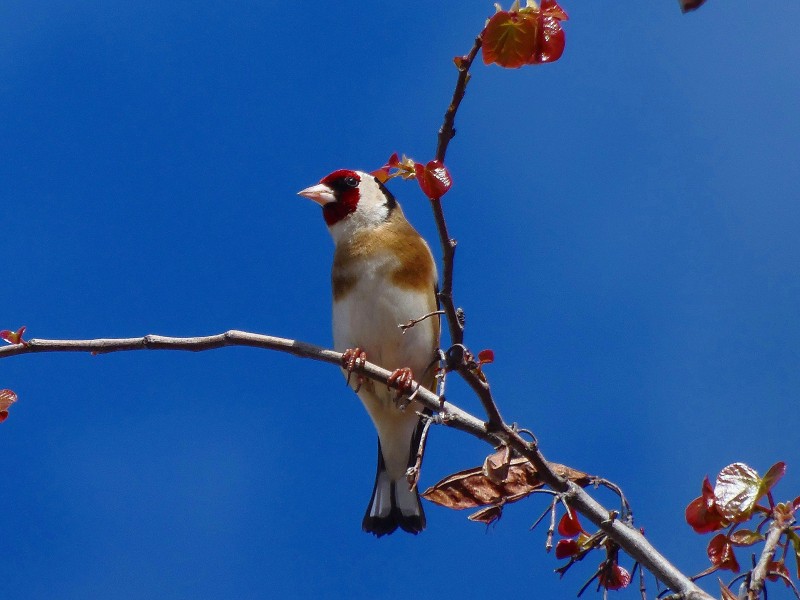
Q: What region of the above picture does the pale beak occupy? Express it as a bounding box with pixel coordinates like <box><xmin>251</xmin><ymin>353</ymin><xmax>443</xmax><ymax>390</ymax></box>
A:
<box><xmin>297</xmin><ymin>183</ymin><xmax>336</xmax><ymax>205</ymax></box>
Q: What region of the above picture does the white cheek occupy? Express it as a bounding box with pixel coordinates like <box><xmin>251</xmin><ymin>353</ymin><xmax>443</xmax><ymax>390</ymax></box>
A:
<box><xmin>327</xmin><ymin>201</ymin><xmax>389</xmax><ymax>245</ymax></box>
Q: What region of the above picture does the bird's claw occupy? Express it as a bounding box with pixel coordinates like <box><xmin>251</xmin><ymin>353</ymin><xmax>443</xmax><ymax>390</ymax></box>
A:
<box><xmin>387</xmin><ymin>367</ymin><xmax>416</xmax><ymax>408</ymax></box>
<box><xmin>342</xmin><ymin>347</ymin><xmax>367</xmax><ymax>392</ymax></box>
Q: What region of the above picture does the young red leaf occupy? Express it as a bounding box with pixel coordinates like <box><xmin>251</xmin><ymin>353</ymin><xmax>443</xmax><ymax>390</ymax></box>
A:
<box><xmin>787</xmin><ymin>530</ymin><xmax>800</xmax><ymax>580</ymax></box>
<box><xmin>558</xmin><ymin>510</ymin><xmax>583</xmax><ymax>537</ymax></box>
<box><xmin>541</xmin><ymin>0</ymin><xmax>569</xmax><ymax>21</ymax></box>
<box><xmin>758</xmin><ymin>461</ymin><xmax>786</xmax><ymax>498</ymax></box>
<box><xmin>482</xmin><ymin>10</ymin><xmax>539</xmax><ymax>69</ymax></box>
<box><xmin>0</xmin><ymin>325</ymin><xmax>27</xmax><ymax>345</ymax></box>
<box><xmin>527</xmin><ymin>12</ymin><xmax>566</xmax><ymax>65</ymax></box>
<box><xmin>714</xmin><ymin>463</ymin><xmax>761</xmax><ymax>521</ymax></box>
<box><xmin>482</xmin><ymin>3</ymin><xmax>567</xmax><ymax>68</ymax></box>
<box><xmin>766</xmin><ymin>561</ymin><xmax>790</xmax><ymax>585</ymax></box>
<box><xmin>0</xmin><ymin>389</ymin><xmax>18</xmax><ymax>423</ymax></box>
<box><xmin>555</xmin><ymin>538</ymin><xmax>579</xmax><ymax>559</ymax></box>
<box><xmin>414</xmin><ymin>160</ymin><xmax>452</xmax><ymax>199</ymax></box>
<box><xmin>477</xmin><ymin>349</ymin><xmax>495</xmax><ymax>365</ymax></box>
<box><xmin>775</xmin><ymin>501</ymin><xmax>795</xmax><ymax>522</ymax></box>
<box><xmin>728</xmin><ymin>529</ymin><xmax>763</xmax><ymax>547</ymax></box>
<box><xmin>599</xmin><ymin>563</ymin><xmax>631</xmax><ymax>590</ymax></box>
<box><xmin>707</xmin><ymin>534</ymin><xmax>740</xmax><ymax>573</ymax></box>
<box><xmin>686</xmin><ymin>476</ymin><xmax>728</xmax><ymax>533</ymax></box>
<box><xmin>371</xmin><ymin>152</ymin><xmax>401</xmax><ymax>183</ymax></box>
<box><xmin>679</xmin><ymin>0</ymin><xmax>708</xmax><ymax>13</ymax></box>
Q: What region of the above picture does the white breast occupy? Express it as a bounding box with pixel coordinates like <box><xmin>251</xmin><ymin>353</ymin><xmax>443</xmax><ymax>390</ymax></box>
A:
<box><xmin>333</xmin><ymin>252</ymin><xmax>437</xmax><ymax>379</ymax></box>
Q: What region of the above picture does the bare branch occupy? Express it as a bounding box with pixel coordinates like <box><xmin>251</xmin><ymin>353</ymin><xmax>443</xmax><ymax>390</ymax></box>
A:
<box><xmin>436</xmin><ymin>35</ymin><xmax>483</xmax><ymax>164</ymax></box>
<box><xmin>2</xmin><ymin>332</ymin><xmax>713</xmax><ymax>599</ymax></box>
<box><xmin>748</xmin><ymin>517</ymin><xmax>795</xmax><ymax>600</ymax></box>
<box><xmin>0</xmin><ymin>333</ymin><xmax>495</xmax><ymax>444</ymax></box>
<box><xmin>430</xmin><ymin>35</ymin><xmax>482</xmax><ymax>347</ymax></box>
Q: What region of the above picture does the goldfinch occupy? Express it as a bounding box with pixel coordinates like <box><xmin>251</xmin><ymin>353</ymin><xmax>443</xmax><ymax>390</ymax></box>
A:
<box><xmin>299</xmin><ymin>169</ymin><xmax>439</xmax><ymax>536</ymax></box>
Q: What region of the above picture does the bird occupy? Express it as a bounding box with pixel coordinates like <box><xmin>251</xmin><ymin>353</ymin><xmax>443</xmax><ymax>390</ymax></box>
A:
<box><xmin>298</xmin><ymin>169</ymin><xmax>440</xmax><ymax>536</ymax></box>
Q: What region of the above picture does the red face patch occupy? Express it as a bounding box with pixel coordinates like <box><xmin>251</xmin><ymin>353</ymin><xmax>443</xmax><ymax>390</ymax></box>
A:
<box><xmin>321</xmin><ymin>170</ymin><xmax>361</xmax><ymax>226</ymax></box>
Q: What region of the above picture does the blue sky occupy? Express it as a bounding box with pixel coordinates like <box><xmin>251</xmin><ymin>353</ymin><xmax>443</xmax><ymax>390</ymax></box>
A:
<box><xmin>3</xmin><ymin>1</ymin><xmax>800</xmax><ymax>598</ymax></box>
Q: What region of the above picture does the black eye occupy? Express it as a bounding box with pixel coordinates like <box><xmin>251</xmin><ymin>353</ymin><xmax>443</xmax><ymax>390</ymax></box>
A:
<box><xmin>343</xmin><ymin>176</ymin><xmax>358</xmax><ymax>188</ymax></box>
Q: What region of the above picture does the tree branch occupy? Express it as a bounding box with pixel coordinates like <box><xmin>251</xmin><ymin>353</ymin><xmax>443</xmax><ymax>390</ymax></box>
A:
<box><xmin>0</xmin><ymin>333</ymin><xmax>495</xmax><ymax>445</ymax></box>
<box><xmin>748</xmin><ymin>517</ymin><xmax>795</xmax><ymax>600</ymax></box>
<box><xmin>430</xmin><ymin>34</ymin><xmax>482</xmax><ymax>347</ymax></box>
<box><xmin>436</xmin><ymin>35</ymin><xmax>483</xmax><ymax>164</ymax></box>
<box><xmin>1</xmin><ymin>332</ymin><xmax>713</xmax><ymax>599</ymax></box>
<box><xmin>419</xmin><ymin>32</ymin><xmax>709</xmax><ymax>597</ymax></box>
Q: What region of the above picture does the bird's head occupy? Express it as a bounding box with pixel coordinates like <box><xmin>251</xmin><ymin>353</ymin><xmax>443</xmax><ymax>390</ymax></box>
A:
<box><xmin>298</xmin><ymin>169</ymin><xmax>397</xmax><ymax>242</ymax></box>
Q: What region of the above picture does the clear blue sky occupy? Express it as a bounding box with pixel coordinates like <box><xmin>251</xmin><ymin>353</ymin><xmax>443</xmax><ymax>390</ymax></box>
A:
<box><xmin>3</xmin><ymin>2</ymin><xmax>799</xmax><ymax>598</ymax></box>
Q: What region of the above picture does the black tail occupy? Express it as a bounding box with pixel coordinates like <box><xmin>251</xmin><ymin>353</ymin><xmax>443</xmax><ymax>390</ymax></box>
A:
<box><xmin>362</xmin><ymin>421</ymin><xmax>427</xmax><ymax>537</ymax></box>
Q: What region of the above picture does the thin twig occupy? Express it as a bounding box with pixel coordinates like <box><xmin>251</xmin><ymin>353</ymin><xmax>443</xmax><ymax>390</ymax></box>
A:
<box><xmin>436</xmin><ymin>35</ymin><xmax>483</xmax><ymax>163</ymax></box>
<box><xmin>423</xmin><ymin>31</ymin><xmax>711</xmax><ymax>599</ymax></box>
<box><xmin>430</xmin><ymin>34</ymin><xmax>482</xmax><ymax>347</ymax></box>
<box><xmin>407</xmin><ymin>413</ymin><xmax>436</xmax><ymax>491</ymax></box>
<box><xmin>457</xmin><ymin>363</ymin><xmax>505</xmax><ymax>429</ymax></box>
<box><xmin>546</xmin><ymin>496</ymin><xmax>559</xmax><ymax>551</ymax></box>
<box><xmin>595</xmin><ymin>477</ymin><xmax>634</xmax><ymax>522</ymax></box>
<box><xmin>637</xmin><ymin>561</ymin><xmax>648</xmax><ymax>600</ymax></box>
<box><xmin>427</xmin><ymin>32</ymin><xmax>512</xmax><ymax>431</ymax></box>
<box><xmin>529</xmin><ymin>493</ymin><xmax>558</xmax><ymax>531</ymax></box>
<box><xmin>399</xmin><ymin>310</ymin><xmax>445</xmax><ymax>333</ymax></box>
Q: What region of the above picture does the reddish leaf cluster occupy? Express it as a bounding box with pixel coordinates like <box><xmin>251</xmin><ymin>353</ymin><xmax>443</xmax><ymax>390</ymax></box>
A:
<box><xmin>0</xmin><ymin>325</ymin><xmax>27</xmax><ymax>345</ymax></box>
<box><xmin>371</xmin><ymin>153</ymin><xmax>404</xmax><ymax>183</ymax></box>
<box><xmin>0</xmin><ymin>389</ymin><xmax>18</xmax><ymax>423</ymax></box>
<box><xmin>686</xmin><ymin>462</ymin><xmax>800</xmax><ymax>579</ymax></box>
<box><xmin>554</xmin><ymin>512</ymin><xmax>631</xmax><ymax>591</ymax></box>
<box><xmin>707</xmin><ymin>533</ymin><xmax>740</xmax><ymax>573</ymax></box>
<box><xmin>679</xmin><ymin>0</ymin><xmax>708</xmax><ymax>13</ymax></box>
<box><xmin>477</xmin><ymin>349</ymin><xmax>494</xmax><ymax>366</ymax></box>
<box><xmin>471</xmin><ymin>348</ymin><xmax>495</xmax><ymax>380</ymax></box>
<box><xmin>598</xmin><ymin>561</ymin><xmax>631</xmax><ymax>591</ymax></box>
<box><xmin>414</xmin><ymin>160</ymin><xmax>452</xmax><ymax>200</ymax></box>
<box><xmin>554</xmin><ymin>511</ymin><xmax>587</xmax><ymax>558</ymax></box>
<box><xmin>686</xmin><ymin>462</ymin><xmax>785</xmax><ymax>534</ymax></box>
<box><xmin>686</xmin><ymin>476</ymin><xmax>730</xmax><ymax>534</ymax></box>
<box><xmin>481</xmin><ymin>0</ymin><xmax>568</xmax><ymax>69</ymax></box>
<box><xmin>371</xmin><ymin>153</ymin><xmax>453</xmax><ymax>200</ymax></box>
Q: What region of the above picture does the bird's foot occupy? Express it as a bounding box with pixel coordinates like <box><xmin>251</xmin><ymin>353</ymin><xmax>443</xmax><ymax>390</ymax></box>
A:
<box><xmin>342</xmin><ymin>347</ymin><xmax>367</xmax><ymax>392</ymax></box>
<box><xmin>387</xmin><ymin>367</ymin><xmax>416</xmax><ymax>409</ymax></box>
